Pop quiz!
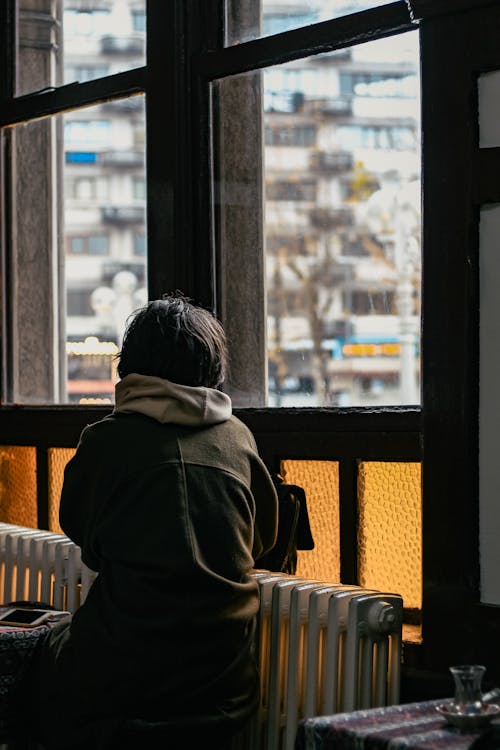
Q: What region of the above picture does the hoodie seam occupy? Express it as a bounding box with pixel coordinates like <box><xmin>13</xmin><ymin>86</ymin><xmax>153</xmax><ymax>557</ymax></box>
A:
<box><xmin>176</xmin><ymin>438</ymin><xmax>197</xmax><ymax>566</ymax></box>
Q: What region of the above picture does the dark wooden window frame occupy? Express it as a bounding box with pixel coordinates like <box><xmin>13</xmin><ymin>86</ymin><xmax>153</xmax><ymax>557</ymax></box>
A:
<box><xmin>0</xmin><ymin>0</ymin><xmax>498</xmax><ymax>695</ymax></box>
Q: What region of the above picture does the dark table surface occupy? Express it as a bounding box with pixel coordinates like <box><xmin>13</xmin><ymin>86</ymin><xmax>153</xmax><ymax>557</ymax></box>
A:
<box><xmin>295</xmin><ymin>699</ymin><xmax>500</xmax><ymax>750</ymax></box>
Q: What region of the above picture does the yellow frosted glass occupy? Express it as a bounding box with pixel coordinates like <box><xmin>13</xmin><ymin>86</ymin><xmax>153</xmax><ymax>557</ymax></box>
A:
<box><xmin>0</xmin><ymin>446</ymin><xmax>37</xmax><ymax>528</ymax></box>
<box><xmin>48</xmin><ymin>448</ymin><xmax>76</xmax><ymax>533</ymax></box>
<box><xmin>281</xmin><ymin>459</ymin><xmax>340</xmax><ymax>581</ymax></box>
<box><xmin>358</xmin><ymin>461</ymin><xmax>422</xmax><ymax>610</ymax></box>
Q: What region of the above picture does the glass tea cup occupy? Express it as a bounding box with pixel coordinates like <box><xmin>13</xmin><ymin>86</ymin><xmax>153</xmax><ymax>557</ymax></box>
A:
<box><xmin>450</xmin><ymin>664</ymin><xmax>486</xmax><ymax>715</ymax></box>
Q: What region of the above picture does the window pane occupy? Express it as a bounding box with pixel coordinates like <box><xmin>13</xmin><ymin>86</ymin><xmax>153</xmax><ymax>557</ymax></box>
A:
<box><xmin>281</xmin><ymin>459</ymin><xmax>340</xmax><ymax>581</ymax></box>
<box><xmin>213</xmin><ymin>32</ymin><xmax>421</xmax><ymax>407</ymax></box>
<box><xmin>479</xmin><ymin>204</ymin><xmax>500</xmax><ymax>605</ymax></box>
<box><xmin>479</xmin><ymin>71</ymin><xmax>500</xmax><ymax>148</ymax></box>
<box><xmin>48</xmin><ymin>448</ymin><xmax>76</xmax><ymax>533</ymax></box>
<box><xmin>4</xmin><ymin>95</ymin><xmax>147</xmax><ymax>405</ymax></box>
<box><xmin>357</xmin><ymin>461</ymin><xmax>422</xmax><ymax>611</ymax></box>
<box><xmin>0</xmin><ymin>447</ymin><xmax>38</xmax><ymax>528</ymax></box>
<box><xmin>225</xmin><ymin>0</ymin><xmax>394</xmax><ymax>46</ymax></box>
<box><xmin>17</xmin><ymin>0</ymin><xmax>146</xmax><ymax>96</ymax></box>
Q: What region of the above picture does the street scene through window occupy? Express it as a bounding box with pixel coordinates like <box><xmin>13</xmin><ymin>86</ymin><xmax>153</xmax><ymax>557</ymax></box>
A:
<box><xmin>9</xmin><ymin>0</ymin><xmax>420</xmax><ymax>407</ymax></box>
<box><xmin>216</xmin><ymin>10</ymin><xmax>421</xmax><ymax>407</ymax></box>
<box><xmin>264</xmin><ymin>31</ymin><xmax>421</xmax><ymax>407</ymax></box>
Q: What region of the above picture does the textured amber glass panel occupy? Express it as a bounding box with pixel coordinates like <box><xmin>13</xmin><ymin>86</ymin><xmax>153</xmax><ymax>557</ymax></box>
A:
<box><xmin>280</xmin><ymin>459</ymin><xmax>340</xmax><ymax>581</ymax></box>
<box><xmin>48</xmin><ymin>448</ymin><xmax>76</xmax><ymax>533</ymax></box>
<box><xmin>358</xmin><ymin>461</ymin><xmax>422</xmax><ymax>609</ymax></box>
<box><xmin>0</xmin><ymin>446</ymin><xmax>37</xmax><ymax>528</ymax></box>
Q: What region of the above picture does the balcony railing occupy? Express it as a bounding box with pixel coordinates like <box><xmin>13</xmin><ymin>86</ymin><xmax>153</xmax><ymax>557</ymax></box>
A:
<box><xmin>307</xmin><ymin>97</ymin><xmax>353</xmax><ymax>118</ymax></box>
<box><xmin>101</xmin><ymin>206</ymin><xmax>145</xmax><ymax>224</ymax></box>
<box><xmin>101</xmin><ymin>35</ymin><xmax>144</xmax><ymax>56</ymax></box>
<box><xmin>309</xmin><ymin>151</ymin><xmax>354</xmax><ymax>173</ymax></box>
<box><xmin>310</xmin><ymin>207</ymin><xmax>354</xmax><ymax>230</ymax></box>
<box><xmin>100</xmin><ymin>150</ymin><xmax>144</xmax><ymax>169</ymax></box>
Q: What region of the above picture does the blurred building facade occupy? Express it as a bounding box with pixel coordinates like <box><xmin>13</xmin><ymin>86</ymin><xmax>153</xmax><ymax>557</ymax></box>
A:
<box><xmin>62</xmin><ymin>0</ymin><xmax>420</xmax><ymax>406</ymax></box>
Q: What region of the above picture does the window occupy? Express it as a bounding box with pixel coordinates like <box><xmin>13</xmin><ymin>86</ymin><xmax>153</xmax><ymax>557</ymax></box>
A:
<box><xmin>266</xmin><ymin>180</ymin><xmax>316</xmax><ymax>202</ymax></box>
<box><xmin>134</xmin><ymin>232</ymin><xmax>146</xmax><ymax>256</ymax></box>
<box><xmin>265</xmin><ymin>125</ymin><xmax>317</xmax><ymax>146</ymax></box>
<box><xmin>2</xmin><ymin>0</ymin><xmax>497</xmax><ymax>693</ymax></box>
<box><xmin>132</xmin><ymin>9</ymin><xmax>146</xmax><ymax>32</ymax></box>
<box><xmin>133</xmin><ymin>177</ymin><xmax>146</xmax><ymax>200</ymax></box>
<box><xmin>65</xmin><ymin>120</ymin><xmax>111</xmax><ymax>145</ymax></box>
<box><xmin>340</xmin><ymin>72</ymin><xmax>417</xmax><ymax>98</ymax></box>
<box><xmin>67</xmin><ymin>235</ymin><xmax>110</xmax><ymax>255</ymax></box>
<box><xmin>68</xmin><ymin>177</ymin><xmax>109</xmax><ymax>200</ymax></box>
<box><xmin>64</xmin><ymin>65</ymin><xmax>110</xmax><ymax>84</ymax></box>
<box><xmin>64</xmin><ymin>9</ymin><xmax>111</xmax><ymax>36</ymax></box>
<box><xmin>216</xmin><ymin>33</ymin><xmax>420</xmax><ymax>408</ymax></box>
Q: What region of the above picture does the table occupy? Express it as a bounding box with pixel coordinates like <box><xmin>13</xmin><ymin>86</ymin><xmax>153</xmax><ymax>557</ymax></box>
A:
<box><xmin>295</xmin><ymin>699</ymin><xmax>498</xmax><ymax>750</ymax></box>
<box><xmin>0</xmin><ymin>608</ymin><xmax>70</xmax><ymax>740</ymax></box>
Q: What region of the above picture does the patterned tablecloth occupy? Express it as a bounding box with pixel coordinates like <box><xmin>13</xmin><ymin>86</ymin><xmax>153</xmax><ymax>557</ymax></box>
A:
<box><xmin>295</xmin><ymin>699</ymin><xmax>499</xmax><ymax>750</ymax></box>
<box><xmin>0</xmin><ymin>608</ymin><xmax>70</xmax><ymax>739</ymax></box>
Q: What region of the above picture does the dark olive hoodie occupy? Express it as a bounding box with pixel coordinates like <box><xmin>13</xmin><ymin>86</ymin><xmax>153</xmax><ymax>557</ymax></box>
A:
<box><xmin>33</xmin><ymin>374</ymin><xmax>278</xmax><ymax>749</ymax></box>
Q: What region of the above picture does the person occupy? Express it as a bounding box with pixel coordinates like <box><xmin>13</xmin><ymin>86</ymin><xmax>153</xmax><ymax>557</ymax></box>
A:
<box><xmin>26</xmin><ymin>293</ymin><xmax>278</xmax><ymax>750</ymax></box>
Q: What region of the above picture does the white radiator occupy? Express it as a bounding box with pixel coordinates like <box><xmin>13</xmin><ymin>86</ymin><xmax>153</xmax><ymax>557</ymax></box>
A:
<box><xmin>0</xmin><ymin>525</ymin><xmax>403</xmax><ymax>750</ymax></box>
<box><xmin>233</xmin><ymin>571</ymin><xmax>403</xmax><ymax>750</ymax></box>
<box><xmin>0</xmin><ymin>522</ymin><xmax>97</xmax><ymax>612</ymax></box>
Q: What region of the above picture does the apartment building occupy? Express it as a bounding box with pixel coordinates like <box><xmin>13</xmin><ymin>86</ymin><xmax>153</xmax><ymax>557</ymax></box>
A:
<box><xmin>61</xmin><ymin>0</ymin><xmax>420</xmax><ymax>406</ymax></box>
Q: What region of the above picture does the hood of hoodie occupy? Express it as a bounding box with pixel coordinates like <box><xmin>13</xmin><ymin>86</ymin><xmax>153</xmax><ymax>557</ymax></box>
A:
<box><xmin>113</xmin><ymin>373</ymin><xmax>232</xmax><ymax>427</ymax></box>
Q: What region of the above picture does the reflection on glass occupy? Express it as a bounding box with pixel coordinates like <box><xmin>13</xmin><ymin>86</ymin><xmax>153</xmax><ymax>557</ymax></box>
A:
<box><xmin>214</xmin><ymin>32</ymin><xmax>421</xmax><ymax>407</ymax></box>
<box><xmin>357</xmin><ymin>461</ymin><xmax>422</xmax><ymax>610</ymax></box>
<box><xmin>64</xmin><ymin>96</ymin><xmax>147</xmax><ymax>404</ymax></box>
<box><xmin>5</xmin><ymin>95</ymin><xmax>146</xmax><ymax>405</ymax></box>
<box><xmin>281</xmin><ymin>459</ymin><xmax>340</xmax><ymax>581</ymax></box>
<box><xmin>226</xmin><ymin>0</ymin><xmax>394</xmax><ymax>46</ymax></box>
<box><xmin>17</xmin><ymin>0</ymin><xmax>146</xmax><ymax>96</ymax></box>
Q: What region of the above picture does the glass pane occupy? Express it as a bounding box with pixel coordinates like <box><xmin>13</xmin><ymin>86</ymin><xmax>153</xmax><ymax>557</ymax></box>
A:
<box><xmin>17</xmin><ymin>0</ymin><xmax>146</xmax><ymax>97</ymax></box>
<box><xmin>48</xmin><ymin>448</ymin><xmax>76</xmax><ymax>533</ymax></box>
<box><xmin>281</xmin><ymin>459</ymin><xmax>340</xmax><ymax>581</ymax></box>
<box><xmin>4</xmin><ymin>95</ymin><xmax>146</xmax><ymax>405</ymax></box>
<box><xmin>0</xmin><ymin>447</ymin><xmax>37</xmax><ymax>528</ymax></box>
<box><xmin>357</xmin><ymin>461</ymin><xmax>422</xmax><ymax>611</ymax></box>
<box><xmin>479</xmin><ymin>205</ymin><xmax>500</xmax><ymax>605</ymax></box>
<box><xmin>226</xmin><ymin>0</ymin><xmax>394</xmax><ymax>46</ymax></box>
<box><xmin>478</xmin><ymin>71</ymin><xmax>500</xmax><ymax>148</ymax></box>
<box><xmin>213</xmin><ymin>32</ymin><xmax>421</xmax><ymax>407</ymax></box>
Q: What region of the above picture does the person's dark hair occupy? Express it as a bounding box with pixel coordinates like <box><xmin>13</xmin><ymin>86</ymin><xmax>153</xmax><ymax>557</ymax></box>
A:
<box><xmin>117</xmin><ymin>293</ymin><xmax>227</xmax><ymax>388</ymax></box>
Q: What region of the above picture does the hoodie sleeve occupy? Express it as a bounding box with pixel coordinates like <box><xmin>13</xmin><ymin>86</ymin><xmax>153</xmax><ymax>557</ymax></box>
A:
<box><xmin>249</xmin><ymin>451</ymin><xmax>279</xmax><ymax>562</ymax></box>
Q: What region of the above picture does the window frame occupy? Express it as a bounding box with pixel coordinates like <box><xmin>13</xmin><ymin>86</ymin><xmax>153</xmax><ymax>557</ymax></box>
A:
<box><xmin>0</xmin><ymin>0</ymin><xmax>497</xmax><ymax>693</ymax></box>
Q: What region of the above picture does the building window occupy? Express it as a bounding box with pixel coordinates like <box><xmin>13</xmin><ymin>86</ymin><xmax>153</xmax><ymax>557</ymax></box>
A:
<box><xmin>132</xmin><ymin>9</ymin><xmax>146</xmax><ymax>31</ymax></box>
<box><xmin>65</xmin><ymin>120</ymin><xmax>111</xmax><ymax>146</ymax></box>
<box><xmin>133</xmin><ymin>177</ymin><xmax>146</xmax><ymax>200</ymax></box>
<box><xmin>339</xmin><ymin>72</ymin><xmax>418</xmax><ymax>98</ymax></box>
<box><xmin>266</xmin><ymin>180</ymin><xmax>316</xmax><ymax>201</ymax></box>
<box><xmin>63</xmin><ymin>9</ymin><xmax>111</xmax><ymax>36</ymax></box>
<box><xmin>67</xmin><ymin>289</ymin><xmax>94</xmax><ymax>316</ymax></box>
<box><xmin>67</xmin><ymin>235</ymin><xmax>110</xmax><ymax>256</ymax></box>
<box><xmin>265</xmin><ymin>125</ymin><xmax>317</xmax><ymax>146</ymax></box>
<box><xmin>134</xmin><ymin>233</ymin><xmax>146</xmax><ymax>256</ymax></box>
<box><xmin>336</xmin><ymin>125</ymin><xmax>417</xmax><ymax>151</ymax></box>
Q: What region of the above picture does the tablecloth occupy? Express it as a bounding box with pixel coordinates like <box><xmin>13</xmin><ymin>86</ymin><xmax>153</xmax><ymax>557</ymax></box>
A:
<box><xmin>0</xmin><ymin>607</ymin><xmax>70</xmax><ymax>739</ymax></box>
<box><xmin>295</xmin><ymin>699</ymin><xmax>499</xmax><ymax>750</ymax></box>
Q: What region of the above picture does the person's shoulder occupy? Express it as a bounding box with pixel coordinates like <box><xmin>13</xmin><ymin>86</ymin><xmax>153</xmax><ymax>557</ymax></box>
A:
<box><xmin>77</xmin><ymin>412</ymin><xmax>126</xmax><ymax>443</ymax></box>
<box><xmin>222</xmin><ymin>415</ymin><xmax>257</xmax><ymax>449</ymax></box>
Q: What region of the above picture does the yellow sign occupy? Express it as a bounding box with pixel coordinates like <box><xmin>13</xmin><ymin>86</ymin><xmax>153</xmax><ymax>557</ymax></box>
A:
<box><xmin>342</xmin><ymin>343</ymin><xmax>400</xmax><ymax>357</ymax></box>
